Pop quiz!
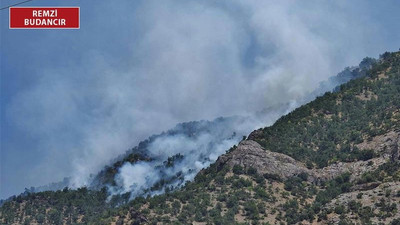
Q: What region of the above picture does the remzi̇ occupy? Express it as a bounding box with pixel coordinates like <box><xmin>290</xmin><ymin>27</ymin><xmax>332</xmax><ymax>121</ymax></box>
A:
<box><xmin>32</xmin><ymin>9</ymin><xmax>58</xmax><ymax>17</ymax></box>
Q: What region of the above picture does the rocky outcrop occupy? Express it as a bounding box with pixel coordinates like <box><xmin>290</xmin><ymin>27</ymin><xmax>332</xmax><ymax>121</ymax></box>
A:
<box><xmin>316</xmin><ymin>157</ymin><xmax>387</xmax><ymax>182</ymax></box>
<box><xmin>350</xmin><ymin>182</ymin><xmax>381</xmax><ymax>191</ymax></box>
<box><xmin>313</xmin><ymin>130</ymin><xmax>400</xmax><ymax>182</ymax></box>
<box><xmin>216</xmin><ymin>134</ymin><xmax>398</xmax><ymax>183</ymax></box>
<box><xmin>216</xmin><ymin>140</ymin><xmax>315</xmax><ymax>181</ymax></box>
<box><xmin>247</xmin><ymin>129</ymin><xmax>264</xmax><ymax>140</ymax></box>
<box><xmin>357</xmin><ymin>130</ymin><xmax>400</xmax><ymax>160</ymax></box>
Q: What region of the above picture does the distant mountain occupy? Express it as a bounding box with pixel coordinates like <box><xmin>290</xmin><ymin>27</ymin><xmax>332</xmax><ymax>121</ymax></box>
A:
<box><xmin>1</xmin><ymin>51</ymin><xmax>399</xmax><ymax>225</ymax></box>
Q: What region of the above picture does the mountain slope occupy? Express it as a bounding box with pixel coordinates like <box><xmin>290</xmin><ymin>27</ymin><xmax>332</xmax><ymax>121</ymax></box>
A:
<box><xmin>88</xmin><ymin>116</ymin><xmax>258</xmax><ymax>198</ymax></box>
<box><xmin>1</xmin><ymin>53</ymin><xmax>373</xmax><ymax>201</ymax></box>
<box><xmin>1</xmin><ymin>50</ymin><xmax>399</xmax><ymax>225</ymax></box>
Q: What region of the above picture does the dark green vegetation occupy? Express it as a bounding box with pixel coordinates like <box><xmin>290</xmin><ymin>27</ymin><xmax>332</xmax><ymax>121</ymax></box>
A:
<box><xmin>1</xmin><ymin>51</ymin><xmax>400</xmax><ymax>224</ymax></box>
<box><xmin>252</xmin><ymin>52</ymin><xmax>400</xmax><ymax>168</ymax></box>
<box><xmin>0</xmin><ymin>188</ymin><xmax>109</xmax><ymax>225</ymax></box>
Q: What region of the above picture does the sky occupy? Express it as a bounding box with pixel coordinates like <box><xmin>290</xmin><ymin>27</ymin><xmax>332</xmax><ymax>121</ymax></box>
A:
<box><xmin>1</xmin><ymin>0</ymin><xmax>400</xmax><ymax>199</ymax></box>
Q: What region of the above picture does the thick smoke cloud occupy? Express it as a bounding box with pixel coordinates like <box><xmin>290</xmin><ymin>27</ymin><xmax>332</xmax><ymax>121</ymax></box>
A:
<box><xmin>2</xmin><ymin>0</ymin><xmax>399</xmax><ymax>198</ymax></box>
<box><xmin>108</xmin><ymin>116</ymin><xmax>283</xmax><ymax>199</ymax></box>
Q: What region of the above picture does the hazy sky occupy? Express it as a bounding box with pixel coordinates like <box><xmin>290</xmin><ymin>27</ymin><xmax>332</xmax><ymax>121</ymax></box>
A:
<box><xmin>1</xmin><ymin>0</ymin><xmax>399</xmax><ymax>199</ymax></box>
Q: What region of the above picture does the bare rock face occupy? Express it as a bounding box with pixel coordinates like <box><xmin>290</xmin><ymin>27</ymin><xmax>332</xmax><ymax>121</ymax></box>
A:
<box><xmin>315</xmin><ymin>157</ymin><xmax>387</xmax><ymax>182</ymax></box>
<box><xmin>357</xmin><ymin>130</ymin><xmax>400</xmax><ymax>160</ymax></box>
<box><xmin>392</xmin><ymin>131</ymin><xmax>400</xmax><ymax>161</ymax></box>
<box><xmin>247</xmin><ymin>129</ymin><xmax>264</xmax><ymax>140</ymax></box>
<box><xmin>216</xmin><ymin>130</ymin><xmax>399</xmax><ymax>183</ymax></box>
<box><xmin>216</xmin><ymin>140</ymin><xmax>314</xmax><ymax>180</ymax></box>
<box><xmin>350</xmin><ymin>182</ymin><xmax>381</xmax><ymax>191</ymax></box>
<box><xmin>216</xmin><ymin>140</ymin><xmax>382</xmax><ymax>183</ymax></box>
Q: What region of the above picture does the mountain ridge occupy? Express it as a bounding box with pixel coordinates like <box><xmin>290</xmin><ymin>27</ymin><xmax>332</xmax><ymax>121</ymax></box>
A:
<box><xmin>1</xmin><ymin>55</ymin><xmax>376</xmax><ymax>202</ymax></box>
<box><xmin>1</xmin><ymin>50</ymin><xmax>399</xmax><ymax>225</ymax></box>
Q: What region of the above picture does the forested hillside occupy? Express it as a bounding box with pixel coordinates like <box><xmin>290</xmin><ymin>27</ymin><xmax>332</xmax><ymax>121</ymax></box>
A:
<box><xmin>1</xmin><ymin>50</ymin><xmax>399</xmax><ymax>225</ymax></box>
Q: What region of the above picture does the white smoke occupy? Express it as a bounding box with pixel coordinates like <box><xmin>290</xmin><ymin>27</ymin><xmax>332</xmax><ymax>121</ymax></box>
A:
<box><xmin>108</xmin><ymin>116</ymin><xmax>264</xmax><ymax>198</ymax></box>
<box><xmin>115</xmin><ymin>162</ymin><xmax>158</xmax><ymax>197</ymax></box>
<box><xmin>4</xmin><ymin>0</ymin><xmax>399</xmax><ymax>197</ymax></box>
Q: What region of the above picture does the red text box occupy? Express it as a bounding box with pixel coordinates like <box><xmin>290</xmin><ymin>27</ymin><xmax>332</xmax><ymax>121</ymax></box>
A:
<box><xmin>10</xmin><ymin>7</ymin><xmax>80</xmax><ymax>29</ymax></box>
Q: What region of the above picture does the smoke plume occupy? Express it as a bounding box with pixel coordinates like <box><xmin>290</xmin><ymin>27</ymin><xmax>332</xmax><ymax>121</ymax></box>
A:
<box><xmin>2</xmin><ymin>0</ymin><xmax>399</xmax><ymax>198</ymax></box>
